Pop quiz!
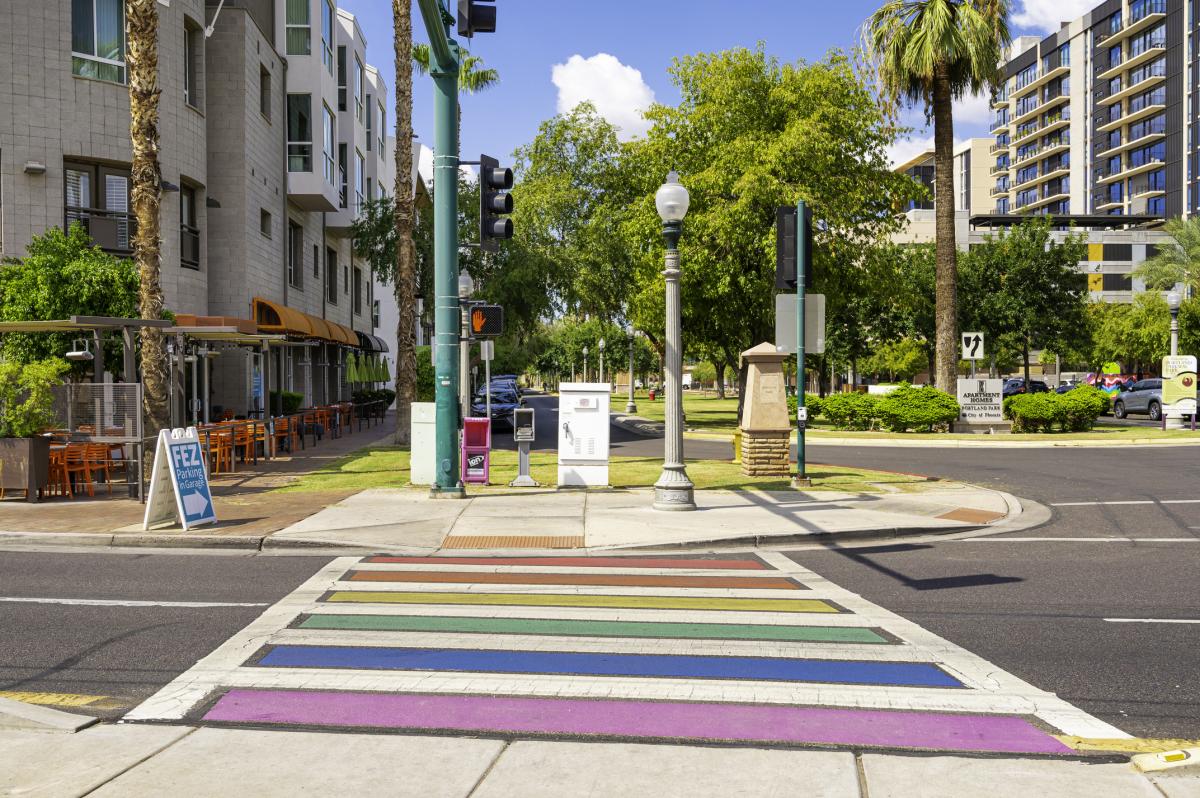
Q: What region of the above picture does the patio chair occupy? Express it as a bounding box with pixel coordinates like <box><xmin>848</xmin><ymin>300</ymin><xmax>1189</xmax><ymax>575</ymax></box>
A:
<box><xmin>63</xmin><ymin>443</ymin><xmax>96</xmax><ymax>498</ymax></box>
<box><xmin>272</xmin><ymin>417</ymin><xmax>297</xmax><ymax>454</ymax></box>
<box><xmin>85</xmin><ymin>443</ymin><xmax>115</xmax><ymax>495</ymax></box>
<box><xmin>45</xmin><ymin>446</ymin><xmax>72</xmax><ymax>499</ymax></box>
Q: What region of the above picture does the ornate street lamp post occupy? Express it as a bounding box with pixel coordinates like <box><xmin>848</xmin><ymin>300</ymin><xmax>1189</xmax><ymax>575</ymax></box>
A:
<box><xmin>653</xmin><ymin>171</ymin><xmax>695</xmax><ymax>511</ymax></box>
<box><xmin>582</xmin><ymin>346</ymin><xmax>589</xmax><ymax>383</ymax></box>
<box><xmin>626</xmin><ymin>328</ymin><xmax>638</xmax><ymax>414</ymax></box>
<box><xmin>598</xmin><ymin>337</ymin><xmax>606</xmax><ymax>385</ymax></box>
<box><xmin>1168</xmin><ymin>290</ymin><xmax>1181</xmax><ymax>356</ymax></box>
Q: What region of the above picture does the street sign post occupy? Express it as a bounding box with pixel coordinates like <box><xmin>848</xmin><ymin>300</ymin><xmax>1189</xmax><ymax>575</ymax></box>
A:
<box><xmin>1162</xmin><ymin>354</ymin><xmax>1198</xmax><ymax>430</ymax></box>
<box><xmin>481</xmin><ymin>339</ymin><xmax>494</xmax><ymax>419</ymax></box>
<box><xmin>143</xmin><ymin>427</ymin><xmax>217</xmax><ymax>531</ymax></box>
<box><xmin>773</xmin><ymin>294</ymin><xmax>826</xmax><ymax>355</ymax></box>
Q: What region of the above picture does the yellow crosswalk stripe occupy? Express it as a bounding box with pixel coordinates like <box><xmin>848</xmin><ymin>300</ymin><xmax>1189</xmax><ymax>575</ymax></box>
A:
<box><xmin>0</xmin><ymin>690</ymin><xmax>122</xmax><ymax>709</ymax></box>
<box><xmin>325</xmin><ymin>591</ymin><xmax>841</xmax><ymax>613</ymax></box>
<box><xmin>1057</xmin><ymin>736</ymin><xmax>1200</xmax><ymax>754</ymax></box>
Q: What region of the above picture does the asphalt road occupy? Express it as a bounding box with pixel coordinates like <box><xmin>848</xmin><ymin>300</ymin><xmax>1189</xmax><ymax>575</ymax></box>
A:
<box><xmin>0</xmin><ymin>551</ymin><xmax>328</xmax><ymax>718</ymax></box>
<box><xmin>799</xmin><ymin>443</ymin><xmax>1200</xmax><ymax>740</ymax></box>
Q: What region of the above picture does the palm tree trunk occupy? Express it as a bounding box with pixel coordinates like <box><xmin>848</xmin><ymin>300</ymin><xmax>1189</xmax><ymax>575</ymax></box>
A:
<box><xmin>392</xmin><ymin>0</ymin><xmax>416</xmax><ymax>446</ymax></box>
<box><xmin>127</xmin><ymin>0</ymin><xmax>169</xmax><ymax>446</ymax></box>
<box><xmin>932</xmin><ymin>64</ymin><xmax>959</xmax><ymax>394</ymax></box>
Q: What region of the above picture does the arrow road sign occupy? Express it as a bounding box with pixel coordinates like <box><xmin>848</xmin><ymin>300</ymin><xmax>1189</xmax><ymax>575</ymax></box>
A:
<box><xmin>961</xmin><ymin>332</ymin><xmax>985</xmax><ymax>361</ymax></box>
<box><xmin>182</xmin><ymin>491</ymin><xmax>210</xmax><ymax>517</ymax></box>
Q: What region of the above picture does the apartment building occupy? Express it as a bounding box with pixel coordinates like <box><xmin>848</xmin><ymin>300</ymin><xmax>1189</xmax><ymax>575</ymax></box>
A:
<box><xmin>892</xmin><ymin>138</ymin><xmax>997</xmax><ymax>244</ymax></box>
<box><xmin>0</xmin><ymin>0</ymin><xmax>398</xmax><ymax>416</ymax></box>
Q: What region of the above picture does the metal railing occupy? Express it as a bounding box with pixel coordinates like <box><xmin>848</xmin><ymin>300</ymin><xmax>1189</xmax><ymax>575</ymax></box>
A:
<box><xmin>65</xmin><ymin>206</ymin><xmax>135</xmax><ymax>254</ymax></box>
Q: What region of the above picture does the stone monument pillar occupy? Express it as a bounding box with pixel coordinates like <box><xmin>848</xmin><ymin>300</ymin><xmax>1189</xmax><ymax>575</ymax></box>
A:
<box><xmin>739</xmin><ymin>342</ymin><xmax>791</xmax><ymax>477</ymax></box>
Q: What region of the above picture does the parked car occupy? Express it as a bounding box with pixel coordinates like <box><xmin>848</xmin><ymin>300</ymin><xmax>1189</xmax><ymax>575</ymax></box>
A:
<box><xmin>1055</xmin><ymin>381</ymin><xmax>1079</xmax><ymax>394</ymax></box>
<box><xmin>1001</xmin><ymin>378</ymin><xmax>1050</xmax><ymax>398</ymax></box>
<box><xmin>471</xmin><ymin>387</ymin><xmax>522</xmax><ymax>429</ymax></box>
<box><xmin>1113</xmin><ymin>379</ymin><xmax>1164</xmax><ymax>421</ymax></box>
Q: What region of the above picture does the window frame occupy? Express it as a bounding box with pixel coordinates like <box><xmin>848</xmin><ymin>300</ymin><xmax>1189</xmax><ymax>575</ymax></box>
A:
<box><xmin>321</xmin><ymin>0</ymin><xmax>334</xmax><ymax>74</ymax></box>
<box><xmin>285</xmin><ymin>0</ymin><xmax>311</xmax><ymax>56</ymax></box>
<box><xmin>323</xmin><ymin>104</ymin><xmax>337</xmax><ymax>186</ymax></box>
<box><xmin>259</xmin><ymin>65</ymin><xmax>272</xmax><ymax>121</ymax></box>
<box><xmin>326</xmin><ymin>247</ymin><xmax>339</xmax><ymax>305</ymax></box>
<box><xmin>72</xmin><ymin>0</ymin><xmax>126</xmax><ymax>83</ymax></box>
<box><xmin>180</xmin><ymin>184</ymin><xmax>200</xmax><ymax>270</ymax></box>
<box><xmin>287</xmin><ymin>220</ymin><xmax>304</xmax><ymax>289</ymax></box>
<box><xmin>354</xmin><ymin>55</ymin><xmax>365</xmax><ymax>122</ymax></box>
<box><xmin>287</xmin><ymin>93</ymin><xmax>313</xmax><ymax>173</ymax></box>
<box><xmin>260</xmin><ymin>208</ymin><xmax>273</xmax><ymax>239</ymax></box>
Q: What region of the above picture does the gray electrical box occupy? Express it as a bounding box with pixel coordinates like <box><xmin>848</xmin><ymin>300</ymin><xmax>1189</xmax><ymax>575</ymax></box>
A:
<box><xmin>513</xmin><ymin>407</ymin><xmax>535</xmax><ymax>442</ymax></box>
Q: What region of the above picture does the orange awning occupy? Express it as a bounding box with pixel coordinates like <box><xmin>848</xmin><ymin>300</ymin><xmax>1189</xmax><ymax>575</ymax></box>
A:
<box><xmin>254</xmin><ymin>297</ymin><xmax>315</xmax><ymax>337</ymax></box>
<box><xmin>329</xmin><ymin>321</ymin><xmax>358</xmax><ymax>346</ymax></box>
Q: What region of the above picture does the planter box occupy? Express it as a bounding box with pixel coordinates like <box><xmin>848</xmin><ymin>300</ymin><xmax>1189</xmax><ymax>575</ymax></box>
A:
<box><xmin>0</xmin><ymin>436</ymin><xmax>51</xmax><ymax>502</ymax></box>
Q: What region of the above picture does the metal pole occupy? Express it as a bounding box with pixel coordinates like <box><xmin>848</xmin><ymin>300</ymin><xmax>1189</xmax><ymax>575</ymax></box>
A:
<box><xmin>626</xmin><ymin>335</ymin><xmax>637</xmax><ymax>414</ymax></box>
<box><xmin>460</xmin><ymin>302</ymin><xmax>470</xmax><ymax>421</ymax></box>
<box><xmin>485</xmin><ymin>347</ymin><xmax>491</xmax><ymax>420</ymax></box>
<box><xmin>794</xmin><ymin>199</ymin><xmax>809</xmax><ymax>487</ymax></box>
<box><xmin>1171</xmin><ymin>307</ymin><xmax>1179</xmax><ymax>356</ymax></box>
<box><xmin>653</xmin><ymin>220</ymin><xmax>695</xmax><ymax>511</ymax></box>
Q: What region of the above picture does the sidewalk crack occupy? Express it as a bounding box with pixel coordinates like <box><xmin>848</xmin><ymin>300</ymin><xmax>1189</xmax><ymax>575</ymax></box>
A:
<box><xmin>80</xmin><ymin>724</ymin><xmax>197</xmax><ymax>795</ymax></box>
<box><xmin>855</xmin><ymin>752</ymin><xmax>870</xmax><ymax>798</ymax></box>
<box><xmin>465</xmin><ymin>739</ymin><xmax>511</xmax><ymax>797</ymax></box>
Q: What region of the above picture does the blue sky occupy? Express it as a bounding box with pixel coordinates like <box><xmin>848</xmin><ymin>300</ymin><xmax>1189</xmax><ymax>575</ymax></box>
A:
<box><xmin>338</xmin><ymin>0</ymin><xmax>1097</xmax><ymax>175</ymax></box>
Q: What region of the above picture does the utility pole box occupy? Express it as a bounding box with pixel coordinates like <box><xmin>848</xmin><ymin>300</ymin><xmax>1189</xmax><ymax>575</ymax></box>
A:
<box><xmin>409</xmin><ymin>402</ymin><xmax>437</xmax><ymax>485</ymax></box>
<box><xmin>557</xmin><ymin>382</ymin><xmax>610</xmax><ymax>488</ymax></box>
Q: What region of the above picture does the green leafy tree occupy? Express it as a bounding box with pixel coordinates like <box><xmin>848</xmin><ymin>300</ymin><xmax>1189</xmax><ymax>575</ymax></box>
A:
<box><xmin>1134</xmin><ymin>216</ymin><xmax>1200</xmax><ymax>295</ymax></box>
<box><xmin>1088</xmin><ymin>294</ymin><xmax>1171</xmax><ymax>373</ymax></box>
<box><xmin>0</xmin><ymin>358</ymin><xmax>70</xmax><ymax>438</ymax></box>
<box><xmin>958</xmin><ymin>218</ymin><xmax>1088</xmax><ymax>385</ymax></box>
<box><xmin>862</xmin><ymin>338</ymin><xmax>928</xmax><ymax>382</ymax></box>
<box><xmin>0</xmin><ymin>225</ymin><xmax>140</xmax><ymax>369</ymax></box>
<box><xmin>865</xmin><ymin>0</ymin><xmax>1012</xmax><ymax>392</ymax></box>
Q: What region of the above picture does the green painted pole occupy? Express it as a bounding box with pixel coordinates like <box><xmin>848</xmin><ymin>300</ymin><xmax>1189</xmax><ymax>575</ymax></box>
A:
<box><xmin>417</xmin><ymin>0</ymin><xmax>464</xmax><ymax>497</ymax></box>
<box><xmin>795</xmin><ymin>199</ymin><xmax>809</xmax><ymax>487</ymax></box>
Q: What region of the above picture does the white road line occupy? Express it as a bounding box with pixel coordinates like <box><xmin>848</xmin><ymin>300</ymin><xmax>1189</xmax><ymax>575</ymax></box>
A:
<box><xmin>1103</xmin><ymin>618</ymin><xmax>1200</xmax><ymax>624</ymax></box>
<box><xmin>756</xmin><ymin>551</ymin><xmax>1130</xmax><ymax>740</ymax></box>
<box><xmin>0</xmin><ymin>596</ymin><xmax>268</xmax><ymax>608</ymax></box>
<box><xmin>124</xmin><ymin>556</ymin><xmax>361</xmax><ymax>721</ymax></box>
<box><xmin>269</xmin><ymin>628</ymin><xmax>936</xmax><ymax>662</ymax></box>
<box><xmin>962</xmin><ymin>537</ymin><xmax>1198</xmax><ymax>543</ymax></box>
<box><xmin>1051</xmin><ymin>499</ymin><xmax>1200</xmax><ymax>507</ymax></box>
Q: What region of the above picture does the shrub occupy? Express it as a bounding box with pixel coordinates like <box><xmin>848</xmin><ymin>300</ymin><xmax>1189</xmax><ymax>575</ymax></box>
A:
<box><xmin>1003</xmin><ymin>392</ymin><xmax>1059</xmax><ymax>433</ymax></box>
<box><xmin>821</xmin><ymin>392</ymin><xmax>880</xmax><ymax>430</ymax></box>
<box><xmin>415</xmin><ymin>346</ymin><xmax>435</xmax><ymax>402</ymax></box>
<box><xmin>269</xmin><ymin>390</ymin><xmax>305</xmax><ymax>415</ymax></box>
<box><xmin>0</xmin><ymin>358</ymin><xmax>69</xmax><ymax>437</ymax></box>
<box><xmin>787</xmin><ymin>393</ymin><xmax>824</xmax><ymax>420</ymax></box>
<box><xmin>876</xmin><ymin>383</ymin><xmax>960</xmax><ymax>432</ymax></box>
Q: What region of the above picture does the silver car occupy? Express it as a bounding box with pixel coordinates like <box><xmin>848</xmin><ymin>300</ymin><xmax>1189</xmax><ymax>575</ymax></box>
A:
<box><xmin>1113</xmin><ymin>379</ymin><xmax>1164</xmax><ymax>420</ymax></box>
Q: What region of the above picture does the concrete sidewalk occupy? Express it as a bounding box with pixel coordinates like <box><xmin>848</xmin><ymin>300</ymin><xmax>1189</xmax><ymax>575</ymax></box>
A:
<box><xmin>3</xmin><ymin>722</ymin><xmax>1195</xmax><ymax>797</ymax></box>
<box><xmin>268</xmin><ymin>483</ymin><xmax>1018</xmax><ymax>552</ymax></box>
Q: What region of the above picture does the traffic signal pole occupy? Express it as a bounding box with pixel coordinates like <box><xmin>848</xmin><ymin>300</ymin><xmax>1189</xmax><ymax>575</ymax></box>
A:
<box><xmin>794</xmin><ymin>199</ymin><xmax>809</xmax><ymax>488</ymax></box>
<box><xmin>417</xmin><ymin>0</ymin><xmax>465</xmax><ymax>497</ymax></box>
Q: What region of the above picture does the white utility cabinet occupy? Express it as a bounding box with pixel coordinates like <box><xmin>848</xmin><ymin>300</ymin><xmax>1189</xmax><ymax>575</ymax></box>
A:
<box><xmin>557</xmin><ymin>382</ymin><xmax>611</xmax><ymax>487</ymax></box>
<box><xmin>409</xmin><ymin>402</ymin><xmax>437</xmax><ymax>485</ymax></box>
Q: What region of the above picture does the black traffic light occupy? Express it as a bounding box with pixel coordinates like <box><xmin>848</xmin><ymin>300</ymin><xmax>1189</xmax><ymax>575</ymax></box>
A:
<box><xmin>479</xmin><ymin>153</ymin><xmax>514</xmax><ymax>253</ymax></box>
<box><xmin>775</xmin><ymin>204</ymin><xmax>813</xmax><ymax>290</ymax></box>
<box><xmin>458</xmin><ymin>0</ymin><xmax>496</xmax><ymax>38</ymax></box>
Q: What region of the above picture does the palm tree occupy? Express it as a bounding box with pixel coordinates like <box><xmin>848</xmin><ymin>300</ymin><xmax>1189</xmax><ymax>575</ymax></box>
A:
<box><xmin>391</xmin><ymin>0</ymin><xmax>417</xmax><ymax>446</ymax></box>
<box><xmin>127</xmin><ymin>0</ymin><xmax>170</xmax><ymax>441</ymax></box>
<box><xmin>1134</xmin><ymin>217</ymin><xmax>1200</xmax><ymax>297</ymax></box>
<box><xmin>412</xmin><ymin>44</ymin><xmax>500</xmax><ymax>95</ymax></box>
<box><xmin>865</xmin><ymin>0</ymin><xmax>1011</xmax><ymax>392</ymax></box>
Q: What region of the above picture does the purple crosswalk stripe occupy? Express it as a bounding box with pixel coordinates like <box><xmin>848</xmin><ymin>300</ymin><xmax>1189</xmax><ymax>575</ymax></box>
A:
<box><xmin>203</xmin><ymin>689</ymin><xmax>1073</xmax><ymax>755</ymax></box>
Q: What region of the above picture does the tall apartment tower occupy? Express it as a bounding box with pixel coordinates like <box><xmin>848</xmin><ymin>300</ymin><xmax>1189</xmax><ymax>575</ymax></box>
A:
<box><xmin>990</xmin><ymin>1</ymin><xmax>1179</xmax><ymax>219</ymax></box>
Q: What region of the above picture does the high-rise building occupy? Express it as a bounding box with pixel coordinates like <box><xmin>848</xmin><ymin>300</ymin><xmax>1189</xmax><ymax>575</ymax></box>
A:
<box><xmin>0</xmin><ymin>0</ymin><xmax>414</xmax><ymax>417</ymax></box>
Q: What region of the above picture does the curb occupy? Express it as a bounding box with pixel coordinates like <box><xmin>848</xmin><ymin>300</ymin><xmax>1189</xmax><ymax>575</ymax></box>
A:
<box><xmin>0</xmin><ymin>696</ymin><xmax>97</xmax><ymax>733</ymax></box>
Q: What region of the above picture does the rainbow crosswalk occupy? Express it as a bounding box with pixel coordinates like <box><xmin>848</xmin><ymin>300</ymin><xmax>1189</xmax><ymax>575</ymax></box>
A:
<box><xmin>125</xmin><ymin>552</ymin><xmax>1128</xmax><ymax>753</ymax></box>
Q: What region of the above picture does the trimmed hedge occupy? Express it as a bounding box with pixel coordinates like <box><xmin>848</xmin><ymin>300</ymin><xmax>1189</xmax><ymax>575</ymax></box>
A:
<box><xmin>822</xmin><ymin>392</ymin><xmax>881</xmax><ymax>430</ymax></box>
<box><xmin>876</xmin><ymin>384</ymin><xmax>960</xmax><ymax>432</ymax></box>
<box><xmin>1004</xmin><ymin>386</ymin><xmax>1108</xmax><ymax>433</ymax></box>
<box><xmin>787</xmin><ymin>393</ymin><xmax>824</xmax><ymax>420</ymax></box>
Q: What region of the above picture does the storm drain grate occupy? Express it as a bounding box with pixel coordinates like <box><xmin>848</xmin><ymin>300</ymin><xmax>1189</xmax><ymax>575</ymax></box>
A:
<box><xmin>441</xmin><ymin>535</ymin><xmax>586</xmax><ymax>549</ymax></box>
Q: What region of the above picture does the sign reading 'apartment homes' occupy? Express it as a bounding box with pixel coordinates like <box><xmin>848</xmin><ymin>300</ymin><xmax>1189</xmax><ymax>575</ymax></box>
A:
<box><xmin>956</xmin><ymin>379</ymin><xmax>1003</xmax><ymax>424</ymax></box>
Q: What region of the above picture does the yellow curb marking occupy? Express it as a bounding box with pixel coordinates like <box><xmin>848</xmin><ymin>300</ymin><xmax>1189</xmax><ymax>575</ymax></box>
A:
<box><xmin>0</xmin><ymin>690</ymin><xmax>122</xmax><ymax>709</ymax></box>
<box><xmin>1056</xmin><ymin>735</ymin><xmax>1200</xmax><ymax>754</ymax></box>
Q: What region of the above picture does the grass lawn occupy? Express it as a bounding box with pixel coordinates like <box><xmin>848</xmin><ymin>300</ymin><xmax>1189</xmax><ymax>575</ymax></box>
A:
<box><xmin>631</xmin><ymin>393</ymin><xmax>1200</xmax><ymax>441</ymax></box>
<box><xmin>277</xmin><ymin>446</ymin><xmax>927</xmax><ymax>495</ymax></box>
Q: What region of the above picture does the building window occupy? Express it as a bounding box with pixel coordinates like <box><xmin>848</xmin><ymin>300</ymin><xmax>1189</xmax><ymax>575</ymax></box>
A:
<box><xmin>372</xmin><ymin>299</ymin><xmax>380</xmax><ymax>329</ymax></box>
<box><xmin>259</xmin><ymin>66</ymin><xmax>271</xmax><ymax>120</ymax></box>
<box><xmin>180</xmin><ymin>185</ymin><xmax>199</xmax><ymax>269</ymax></box>
<box><xmin>288</xmin><ymin>221</ymin><xmax>304</xmax><ymax>288</ymax></box>
<box><xmin>337</xmin><ymin>46</ymin><xmax>347</xmax><ymax>112</ymax></box>
<box><xmin>321</xmin><ymin>0</ymin><xmax>334</xmax><ymax>74</ymax></box>
<box><xmin>378</xmin><ymin>102</ymin><xmax>386</xmax><ymax>155</ymax></box>
<box><xmin>326</xmin><ymin>248</ymin><xmax>338</xmax><ymax>304</ymax></box>
<box><xmin>323</xmin><ymin>105</ymin><xmax>336</xmax><ymax>185</ymax></box>
<box><xmin>344</xmin><ymin>262</ymin><xmax>349</xmax><ymax>292</ymax></box>
<box><xmin>354</xmin><ymin>56</ymin><xmax>364</xmax><ymax>122</ymax></box>
<box><xmin>366</xmin><ymin>93</ymin><xmax>373</xmax><ymax>151</ymax></box>
<box><xmin>367</xmin><ymin>177</ymin><xmax>373</xmax><ymax>203</ymax></box>
<box><xmin>353</xmin><ymin>267</ymin><xmax>363</xmax><ymax>315</ymax></box>
<box><xmin>355</xmin><ymin>150</ymin><xmax>365</xmax><ymax>213</ymax></box>
<box><xmin>287</xmin><ymin>94</ymin><xmax>313</xmax><ymax>172</ymax></box>
<box><xmin>183</xmin><ymin>22</ymin><xmax>201</xmax><ymax>109</ymax></box>
<box><xmin>285</xmin><ymin>0</ymin><xmax>310</xmax><ymax>55</ymax></box>
<box><xmin>338</xmin><ymin>143</ymin><xmax>348</xmax><ymax>208</ymax></box>
<box><xmin>958</xmin><ymin>151</ymin><xmax>970</xmax><ymax>212</ymax></box>
<box><xmin>260</xmin><ymin>209</ymin><xmax>272</xmax><ymax>238</ymax></box>
<box><xmin>64</xmin><ymin>161</ymin><xmax>133</xmax><ymax>253</ymax></box>
<box><xmin>72</xmin><ymin>0</ymin><xmax>125</xmax><ymax>83</ymax></box>
<box><xmin>313</xmin><ymin>243</ymin><xmax>319</xmax><ymax>278</ymax></box>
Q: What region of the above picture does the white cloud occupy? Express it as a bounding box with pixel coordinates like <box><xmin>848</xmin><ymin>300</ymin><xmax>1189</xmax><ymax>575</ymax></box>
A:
<box><xmin>551</xmin><ymin>53</ymin><xmax>655</xmax><ymax>140</ymax></box>
<box><xmin>1013</xmin><ymin>0</ymin><xmax>1097</xmax><ymax>33</ymax></box>
<box><xmin>887</xmin><ymin>136</ymin><xmax>935</xmax><ymax>169</ymax></box>
<box><xmin>418</xmin><ymin>143</ymin><xmax>477</xmax><ymax>184</ymax></box>
<box><xmin>952</xmin><ymin>91</ymin><xmax>992</xmax><ymax>127</ymax></box>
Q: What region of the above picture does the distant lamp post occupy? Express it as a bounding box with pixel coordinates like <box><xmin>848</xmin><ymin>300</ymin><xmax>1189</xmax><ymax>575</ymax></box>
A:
<box><xmin>626</xmin><ymin>328</ymin><xmax>638</xmax><ymax>414</ymax></box>
<box><xmin>582</xmin><ymin>346</ymin><xmax>589</xmax><ymax>383</ymax></box>
<box><xmin>1168</xmin><ymin>290</ymin><xmax>1181</xmax><ymax>356</ymax></box>
<box><xmin>653</xmin><ymin>170</ymin><xmax>695</xmax><ymax>511</ymax></box>
<box><xmin>598</xmin><ymin>337</ymin><xmax>606</xmax><ymax>385</ymax></box>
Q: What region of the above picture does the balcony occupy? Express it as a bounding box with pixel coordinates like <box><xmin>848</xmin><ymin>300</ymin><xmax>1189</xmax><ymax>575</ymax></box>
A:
<box><xmin>991</xmin><ymin>94</ymin><xmax>1010</xmax><ymax>109</ymax></box>
<box><xmin>990</xmin><ymin>116</ymin><xmax>1010</xmax><ymax>134</ymax></box>
<box><xmin>1011</xmin><ymin>91</ymin><xmax>1070</xmax><ymax>127</ymax></box>
<box><xmin>1011</xmin><ymin>110</ymin><xmax>1070</xmax><ymax>149</ymax></box>
<box><xmin>990</xmin><ymin>162</ymin><xmax>1010</xmax><ymax>175</ymax></box>
<box><xmin>1021</xmin><ymin>189</ymin><xmax>1071</xmax><ymax>212</ymax></box>
<box><xmin>1096</xmin><ymin>156</ymin><xmax>1164</xmax><ymax>185</ymax></box>
<box><xmin>1096</xmin><ymin>41</ymin><xmax>1166</xmax><ymax>82</ymax></box>
<box><xmin>989</xmin><ymin>141</ymin><xmax>1009</xmax><ymax>154</ymax></box>
<box><xmin>64</xmin><ymin>206</ymin><xmax>135</xmax><ymax>255</ymax></box>
<box><xmin>1095</xmin><ymin>129</ymin><xmax>1165</xmax><ymax>160</ymax></box>
<box><xmin>1095</xmin><ymin>196</ymin><xmax>1124</xmax><ymax>211</ymax></box>
<box><xmin>1096</xmin><ymin>98</ymin><xmax>1165</xmax><ymax>133</ymax></box>
<box><xmin>990</xmin><ymin>185</ymin><xmax>1010</xmax><ymax>197</ymax></box>
<box><xmin>1098</xmin><ymin>69</ymin><xmax>1166</xmax><ymax>106</ymax></box>
<box><xmin>1096</xmin><ymin>5</ymin><xmax>1166</xmax><ymax>48</ymax></box>
<box><xmin>1011</xmin><ymin>64</ymin><xmax>1071</xmax><ymax>99</ymax></box>
<box><xmin>1130</xmin><ymin>180</ymin><xmax>1166</xmax><ymax>199</ymax></box>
